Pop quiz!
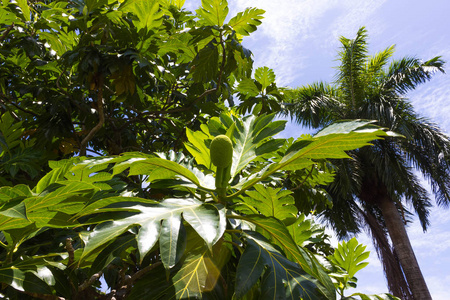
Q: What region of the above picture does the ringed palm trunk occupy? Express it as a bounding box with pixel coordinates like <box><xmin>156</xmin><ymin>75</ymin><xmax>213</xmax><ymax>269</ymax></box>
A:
<box><xmin>378</xmin><ymin>195</ymin><xmax>432</xmax><ymax>300</ymax></box>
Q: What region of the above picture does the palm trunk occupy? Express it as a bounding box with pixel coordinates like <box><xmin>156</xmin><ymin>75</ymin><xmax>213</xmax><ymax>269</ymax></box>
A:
<box><xmin>361</xmin><ymin>209</ymin><xmax>413</xmax><ymax>299</ymax></box>
<box><xmin>378</xmin><ymin>196</ymin><xmax>432</xmax><ymax>300</ymax></box>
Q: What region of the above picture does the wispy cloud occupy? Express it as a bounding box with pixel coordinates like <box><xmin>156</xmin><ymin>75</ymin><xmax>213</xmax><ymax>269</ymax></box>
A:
<box><xmin>227</xmin><ymin>0</ymin><xmax>388</xmax><ymax>85</ymax></box>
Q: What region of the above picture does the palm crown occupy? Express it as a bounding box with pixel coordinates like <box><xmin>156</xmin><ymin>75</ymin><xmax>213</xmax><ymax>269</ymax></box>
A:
<box><xmin>285</xmin><ymin>27</ymin><xmax>449</xmax><ymax>300</ymax></box>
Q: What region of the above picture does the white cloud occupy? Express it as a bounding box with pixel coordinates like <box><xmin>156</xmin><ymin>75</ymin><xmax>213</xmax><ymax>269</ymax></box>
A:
<box><xmin>408</xmin><ymin>74</ymin><xmax>450</xmax><ymax>135</ymax></box>
<box><xmin>326</xmin><ymin>0</ymin><xmax>387</xmax><ymax>44</ymax></box>
<box><xmin>227</xmin><ymin>0</ymin><xmax>388</xmax><ymax>85</ymax></box>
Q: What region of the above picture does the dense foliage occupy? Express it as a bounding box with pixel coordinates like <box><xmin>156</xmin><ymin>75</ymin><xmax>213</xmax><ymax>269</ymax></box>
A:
<box><xmin>0</xmin><ymin>0</ymin><xmax>404</xmax><ymax>299</ymax></box>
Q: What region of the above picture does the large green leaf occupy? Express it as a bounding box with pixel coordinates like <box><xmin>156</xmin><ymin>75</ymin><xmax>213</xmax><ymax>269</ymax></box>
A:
<box><xmin>27</xmin><ymin>181</ymin><xmax>95</xmax><ymax>212</ymax></box>
<box><xmin>288</xmin><ymin>214</ymin><xmax>326</xmax><ymax>248</ymax></box>
<box><xmin>231</xmin><ymin>114</ymin><xmax>286</xmax><ymax>179</ymax></box>
<box><xmin>0</xmin><ymin>112</ymin><xmax>23</xmax><ymax>155</ymax></box>
<box><xmin>238</xmin><ymin>184</ymin><xmax>297</xmax><ymax>224</ymax></box>
<box><xmin>110</xmin><ymin>154</ymin><xmax>201</xmax><ymax>186</ymax></box>
<box><xmin>16</xmin><ymin>0</ymin><xmax>31</xmax><ymax>22</ymax></box>
<box><xmin>81</xmin><ymin>198</ymin><xmax>225</xmax><ymax>266</ymax></box>
<box><xmin>72</xmin><ymin>196</ymin><xmax>157</xmax><ymax>220</ymax></box>
<box><xmin>254</xmin><ymin>66</ymin><xmax>276</xmax><ymax>91</ymax></box>
<box><xmin>0</xmin><ymin>200</ymin><xmax>27</xmax><ymax>220</ymax></box>
<box><xmin>232</xmin><ymin>215</ymin><xmax>336</xmax><ymax>299</ymax></box>
<box><xmin>235</xmin><ymin>233</ymin><xmax>323</xmax><ymax>300</ymax></box>
<box><xmin>185</xmin><ymin>128</ymin><xmax>213</xmax><ymax>169</ymax></box>
<box><xmin>160</xmin><ymin>214</ymin><xmax>186</xmax><ymax>269</ymax></box>
<box><xmin>0</xmin><ymin>7</ymin><xmax>18</xmax><ymax>25</ymax></box>
<box><xmin>90</xmin><ymin>235</ymin><xmax>137</xmax><ymax>276</ymax></box>
<box><xmin>190</xmin><ymin>42</ymin><xmax>219</xmax><ymax>82</ymax></box>
<box><xmin>0</xmin><ymin>181</ymin><xmax>97</xmax><ymax>232</ymax></box>
<box><xmin>328</xmin><ymin>237</ymin><xmax>369</xmax><ymax>278</ymax></box>
<box><xmin>155</xmin><ymin>151</ymin><xmax>216</xmax><ymax>190</ymax></box>
<box><xmin>236</xmin><ymin>78</ymin><xmax>261</xmax><ymax>97</ymax></box>
<box><xmin>0</xmin><ymin>268</ymin><xmax>52</xmax><ymax>294</ymax></box>
<box><xmin>236</xmin><ymin>120</ymin><xmax>390</xmax><ymax>193</ymax></box>
<box><xmin>228</xmin><ymin>7</ymin><xmax>265</xmax><ymax>36</ymax></box>
<box><xmin>196</xmin><ymin>0</ymin><xmax>229</xmax><ymax>26</ymax></box>
<box><xmin>121</xmin><ymin>0</ymin><xmax>164</xmax><ymax>33</ymax></box>
<box><xmin>129</xmin><ymin>230</ymin><xmax>230</xmax><ymax>300</ymax></box>
<box><xmin>0</xmin><ymin>185</ymin><xmax>33</xmax><ymax>202</ymax></box>
<box><xmin>33</xmin><ymin>158</ymin><xmax>80</xmax><ymax>194</ymax></box>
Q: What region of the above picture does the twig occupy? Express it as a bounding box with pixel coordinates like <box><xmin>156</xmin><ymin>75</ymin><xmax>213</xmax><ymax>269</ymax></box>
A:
<box><xmin>78</xmin><ymin>271</ymin><xmax>103</xmax><ymax>292</ymax></box>
<box><xmin>86</xmin><ymin>148</ymin><xmax>103</xmax><ymax>156</ymax></box>
<box><xmin>0</xmin><ymin>93</ymin><xmax>40</xmax><ymax>117</ymax></box>
<box><xmin>56</xmin><ymin>67</ymin><xmax>69</xmax><ymax>96</ymax></box>
<box><xmin>80</xmin><ymin>77</ymin><xmax>105</xmax><ymax>156</ymax></box>
<box><xmin>65</xmin><ymin>238</ymin><xmax>75</xmax><ymax>268</ymax></box>
<box><xmin>104</xmin><ymin>262</ymin><xmax>162</xmax><ymax>299</ymax></box>
<box><xmin>158</xmin><ymin>87</ymin><xmax>218</xmax><ymax>114</ymax></box>
<box><xmin>0</xmin><ymin>23</ymin><xmax>14</xmax><ymax>42</ymax></box>
<box><xmin>289</xmin><ymin>165</ymin><xmax>315</xmax><ymax>191</ymax></box>
<box><xmin>217</xmin><ymin>32</ymin><xmax>226</xmax><ymax>88</ymax></box>
<box><xmin>125</xmin><ymin>261</ymin><xmax>162</xmax><ymax>285</ymax></box>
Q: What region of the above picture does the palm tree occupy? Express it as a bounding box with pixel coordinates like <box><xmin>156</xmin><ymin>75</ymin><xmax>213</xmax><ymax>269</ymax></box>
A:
<box><xmin>284</xmin><ymin>27</ymin><xmax>450</xmax><ymax>300</ymax></box>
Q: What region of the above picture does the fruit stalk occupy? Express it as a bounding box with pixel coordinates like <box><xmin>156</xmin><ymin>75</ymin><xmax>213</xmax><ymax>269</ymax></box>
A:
<box><xmin>210</xmin><ymin>135</ymin><xmax>233</xmax><ymax>202</ymax></box>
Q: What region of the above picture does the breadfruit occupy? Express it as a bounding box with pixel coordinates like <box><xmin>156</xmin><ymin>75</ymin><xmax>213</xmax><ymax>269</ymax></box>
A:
<box><xmin>210</xmin><ymin>135</ymin><xmax>233</xmax><ymax>168</ymax></box>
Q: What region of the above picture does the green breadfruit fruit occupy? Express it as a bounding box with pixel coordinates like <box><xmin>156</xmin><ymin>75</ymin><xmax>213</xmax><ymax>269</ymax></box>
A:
<box><xmin>210</xmin><ymin>135</ymin><xmax>233</xmax><ymax>168</ymax></box>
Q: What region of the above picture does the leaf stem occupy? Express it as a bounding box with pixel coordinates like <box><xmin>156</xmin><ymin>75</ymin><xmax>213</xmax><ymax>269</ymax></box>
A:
<box><xmin>289</xmin><ymin>165</ymin><xmax>315</xmax><ymax>191</ymax></box>
<box><xmin>0</xmin><ymin>240</ymin><xmax>7</xmax><ymax>249</ymax></box>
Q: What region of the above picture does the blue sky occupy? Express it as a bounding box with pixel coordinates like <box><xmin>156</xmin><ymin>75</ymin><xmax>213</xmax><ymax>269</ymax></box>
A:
<box><xmin>184</xmin><ymin>0</ymin><xmax>450</xmax><ymax>298</ymax></box>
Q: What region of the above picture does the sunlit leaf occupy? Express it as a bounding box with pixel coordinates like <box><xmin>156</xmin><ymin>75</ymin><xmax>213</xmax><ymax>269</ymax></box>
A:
<box><xmin>238</xmin><ymin>120</ymin><xmax>389</xmax><ymax>192</ymax></box>
<box><xmin>230</xmin><ymin>114</ymin><xmax>286</xmax><ymax>180</ymax></box>
<box><xmin>239</xmin><ymin>184</ymin><xmax>297</xmax><ymax>224</ymax></box>
<box><xmin>0</xmin><ymin>268</ymin><xmax>52</xmax><ymax>294</ymax></box>
<box><xmin>185</xmin><ymin>128</ymin><xmax>213</xmax><ymax>169</ymax></box>
<box><xmin>328</xmin><ymin>237</ymin><xmax>370</xmax><ymax>278</ymax></box>
<box><xmin>254</xmin><ymin>66</ymin><xmax>276</xmax><ymax>91</ymax></box>
<box><xmin>160</xmin><ymin>214</ymin><xmax>186</xmax><ymax>269</ymax></box>
<box><xmin>129</xmin><ymin>231</ymin><xmax>230</xmax><ymax>300</ymax></box>
<box><xmin>121</xmin><ymin>0</ymin><xmax>164</xmax><ymax>32</ymax></box>
<box><xmin>228</xmin><ymin>7</ymin><xmax>265</xmax><ymax>36</ymax></box>
<box><xmin>81</xmin><ymin>198</ymin><xmax>225</xmax><ymax>265</ymax></box>
<box><xmin>16</xmin><ymin>0</ymin><xmax>31</xmax><ymax>22</ymax></box>
<box><xmin>196</xmin><ymin>0</ymin><xmax>229</xmax><ymax>26</ymax></box>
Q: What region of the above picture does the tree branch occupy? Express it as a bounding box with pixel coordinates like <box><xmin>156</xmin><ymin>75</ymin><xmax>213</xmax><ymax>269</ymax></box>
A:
<box><xmin>0</xmin><ymin>23</ymin><xmax>14</xmax><ymax>43</ymax></box>
<box><xmin>78</xmin><ymin>271</ymin><xmax>103</xmax><ymax>292</ymax></box>
<box><xmin>80</xmin><ymin>77</ymin><xmax>105</xmax><ymax>156</ymax></box>
<box><xmin>0</xmin><ymin>93</ymin><xmax>40</xmax><ymax>117</ymax></box>
<box><xmin>126</xmin><ymin>261</ymin><xmax>162</xmax><ymax>285</ymax></box>
<box><xmin>65</xmin><ymin>238</ymin><xmax>75</xmax><ymax>268</ymax></box>
<box><xmin>104</xmin><ymin>262</ymin><xmax>162</xmax><ymax>300</ymax></box>
<box><xmin>290</xmin><ymin>165</ymin><xmax>315</xmax><ymax>191</ymax></box>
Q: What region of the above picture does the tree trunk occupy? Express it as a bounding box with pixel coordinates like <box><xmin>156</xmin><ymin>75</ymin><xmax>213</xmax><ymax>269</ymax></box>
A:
<box><xmin>378</xmin><ymin>196</ymin><xmax>432</xmax><ymax>300</ymax></box>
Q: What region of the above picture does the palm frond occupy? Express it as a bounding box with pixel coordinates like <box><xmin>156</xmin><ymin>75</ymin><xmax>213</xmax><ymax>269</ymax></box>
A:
<box><xmin>319</xmin><ymin>158</ymin><xmax>363</xmax><ymax>238</ymax></box>
<box><xmin>398</xmin><ymin>117</ymin><xmax>450</xmax><ymax>206</ymax></box>
<box><xmin>358</xmin><ymin>140</ymin><xmax>432</xmax><ymax>230</ymax></box>
<box><xmin>283</xmin><ymin>82</ymin><xmax>340</xmax><ymax>128</ymax></box>
<box><xmin>366</xmin><ymin>45</ymin><xmax>395</xmax><ymax>76</ymax></box>
<box><xmin>336</xmin><ymin>26</ymin><xmax>369</xmax><ymax>112</ymax></box>
<box><xmin>384</xmin><ymin>56</ymin><xmax>445</xmax><ymax>94</ymax></box>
